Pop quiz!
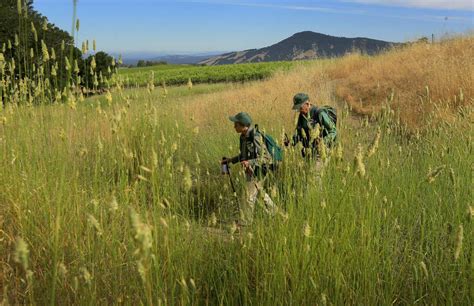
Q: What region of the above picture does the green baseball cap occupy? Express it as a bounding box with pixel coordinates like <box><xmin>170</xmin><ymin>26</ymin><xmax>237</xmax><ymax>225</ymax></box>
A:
<box><xmin>292</xmin><ymin>93</ymin><xmax>310</xmax><ymax>110</ymax></box>
<box><xmin>229</xmin><ymin>112</ymin><xmax>252</xmax><ymax>127</ymax></box>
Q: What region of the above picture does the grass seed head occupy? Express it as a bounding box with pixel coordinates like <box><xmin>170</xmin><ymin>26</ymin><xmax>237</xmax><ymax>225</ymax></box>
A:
<box><xmin>189</xmin><ymin>278</ymin><xmax>196</xmax><ymax>290</ymax></box>
<box><xmin>321</xmin><ymin>293</ymin><xmax>328</xmax><ymax>306</ymax></box>
<box><xmin>303</xmin><ymin>222</ymin><xmax>311</xmax><ymax>238</ymax></box>
<box><xmin>137</xmin><ymin>174</ymin><xmax>148</xmax><ymax>182</ymax></box>
<box><xmin>91</xmin><ymin>56</ymin><xmax>96</xmax><ymax>70</ymax></box>
<box><xmin>13</xmin><ymin>237</ymin><xmax>29</xmax><ymax>271</ymax></box>
<box><xmin>468</xmin><ymin>205</ymin><xmax>473</xmax><ymax>221</ymax></box>
<box><xmin>336</xmin><ymin>143</ymin><xmax>343</xmax><ymax>161</ymax></box>
<box><xmin>41</xmin><ymin>40</ymin><xmax>49</xmax><ymax>62</ymax></box>
<box><xmin>80</xmin><ymin>267</ymin><xmax>92</xmax><ymax>285</ymax></box>
<box><xmin>208</xmin><ymin>213</ymin><xmax>217</xmax><ymax>227</ymax></box>
<box><xmin>367</xmin><ymin>127</ymin><xmax>381</xmax><ymax>158</ymax></box>
<box><xmin>42</xmin><ymin>20</ymin><xmax>48</xmax><ymax>31</ymax></box>
<box><xmin>58</xmin><ymin>263</ymin><xmax>68</xmax><ymax>278</ymax></box>
<box><xmin>420</xmin><ymin>261</ymin><xmax>428</xmax><ymax>278</ymax></box>
<box><xmin>426</xmin><ymin>164</ymin><xmax>446</xmax><ymax>183</ymax></box>
<box><xmin>87</xmin><ymin>214</ymin><xmax>103</xmax><ymax>236</ymax></box>
<box><xmin>354</xmin><ymin>144</ymin><xmax>366</xmax><ymax>178</ymax></box>
<box><xmin>109</xmin><ymin>196</ymin><xmax>118</xmax><ymax>212</ymax></box>
<box><xmin>65</xmin><ymin>57</ymin><xmax>71</xmax><ymax>71</ymax></box>
<box><xmin>454</xmin><ymin>224</ymin><xmax>463</xmax><ymax>261</ymax></box>
<box><xmin>130</xmin><ymin>209</ymin><xmax>153</xmax><ymax>255</ymax></box>
<box><xmin>159</xmin><ymin>217</ymin><xmax>169</xmax><ymax>229</ymax></box>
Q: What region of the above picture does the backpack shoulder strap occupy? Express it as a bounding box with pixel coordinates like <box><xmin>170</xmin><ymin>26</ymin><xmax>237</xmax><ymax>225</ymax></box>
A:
<box><xmin>247</xmin><ymin>126</ymin><xmax>256</xmax><ymax>142</ymax></box>
<box><xmin>310</xmin><ymin>106</ymin><xmax>323</xmax><ymax>125</ymax></box>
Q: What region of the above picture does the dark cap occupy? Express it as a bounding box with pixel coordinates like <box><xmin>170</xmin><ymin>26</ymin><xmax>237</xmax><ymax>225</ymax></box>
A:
<box><xmin>292</xmin><ymin>93</ymin><xmax>310</xmax><ymax>110</ymax></box>
<box><xmin>229</xmin><ymin>112</ymin><xmax>252</xmax><ymax>127</ymax></box>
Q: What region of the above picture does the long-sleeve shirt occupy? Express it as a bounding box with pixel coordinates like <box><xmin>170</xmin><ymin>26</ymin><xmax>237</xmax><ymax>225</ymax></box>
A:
<box><xmin>229</xmin><ymin>128</ymin><xmax>273</xmax><ymax>170</ymax></box>
<box><xmin>292</xmin><ymin>106</ymin><xmax>337</xmax><ymax>149</ymax></box>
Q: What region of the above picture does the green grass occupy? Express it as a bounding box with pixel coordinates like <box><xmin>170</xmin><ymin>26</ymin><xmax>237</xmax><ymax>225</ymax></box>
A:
<box><xmin>117</xmin><ymin>61</ymin><xmax>299</xmax><ymax>87</ymax></box>
<box><xmin>1</xmin><ymin>6</ymin><xmax>472</xmax><ymax>301</ymax></box>
<box><xmin>1</xmin><ymin>80</ymin><xmax>472</xmax><ymax>305</ymax></box>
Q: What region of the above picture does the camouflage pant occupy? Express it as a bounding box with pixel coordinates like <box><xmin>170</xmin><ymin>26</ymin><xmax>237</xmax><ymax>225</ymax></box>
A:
<box><xmin>239</xmin><ymin>177</ymin><xmax>277</xmax><ymax>225</ymax></box>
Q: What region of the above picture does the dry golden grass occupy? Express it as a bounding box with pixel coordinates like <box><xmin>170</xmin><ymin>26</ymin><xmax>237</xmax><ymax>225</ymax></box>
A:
<box><xmin>185</xmin><ymin>36</ymin><xmax>473</xmax><ymax>133</ymax></box>
<box><xmin>329</xmin><ymin>36</ymin><xmax>474</xmax><ymax>130</ymax></box>
<box><xmin>1</xmin><ymin>35</ymin><xmax>473</xmax><ymax>305</ymax></box>
<box><xmin>184</xmin><ymin>61</ymin><xmax>336</xmax><ymax>134</ymax></box>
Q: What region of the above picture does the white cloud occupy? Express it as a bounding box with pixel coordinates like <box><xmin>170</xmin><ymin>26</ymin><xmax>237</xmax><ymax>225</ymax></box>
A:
<box><xmin>184</xmin><ymin>0</ymin><xmax>367</xmax><ymax>14</ymax></box>
<box><xmin>342</xmin><ymin>1</ymin><xmax>473</xmax><ymax>10</ymax></box>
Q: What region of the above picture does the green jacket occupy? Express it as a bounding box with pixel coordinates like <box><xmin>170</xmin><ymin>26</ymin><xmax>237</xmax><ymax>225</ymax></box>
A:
<box><xmin>229</xmin><ymin>127</ymin><xmax>273</xmax><ymax>172</ymax></box>
<box><xmin>293</xmin><ymin>106</ymin><xmax>337</xmax><ymax>150</ymax></box>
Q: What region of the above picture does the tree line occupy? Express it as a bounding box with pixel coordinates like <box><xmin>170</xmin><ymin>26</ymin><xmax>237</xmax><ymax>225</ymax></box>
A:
<box><xmin>0</xmin><ymin>0</ymin><xmax>116</xmax><ymax>94</ymax></box>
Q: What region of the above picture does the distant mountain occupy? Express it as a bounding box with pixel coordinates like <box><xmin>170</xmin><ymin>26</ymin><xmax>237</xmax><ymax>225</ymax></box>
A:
<box><xmin>200</xmin><ymin>31</ymin><xmax>400</xmax><ymax>65</ymax></box>
<box><xmin>116</xmin><ymin>51</ymin><xmax>227</xmax><ymax>66</ymax></box>
<box><xmin>148</xmin><ymin>54</ymin><xmax>220</xmax><ymax>65</ymax></box>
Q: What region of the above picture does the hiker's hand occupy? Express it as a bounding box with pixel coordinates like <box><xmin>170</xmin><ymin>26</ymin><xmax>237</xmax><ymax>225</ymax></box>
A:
<box><xmin>221</xmin><ymin>158</ymin><xmax>228</xmax><ymax>165</ymax></box>
<box><xmin>241</xmin><ymin>160</ymin><xmax>250</xmax><ymax>171</ymax></box>
<box><xmin>283</xmin><ymin>134</ymin><xmax>290</xmax><ymax>147</ymax></box>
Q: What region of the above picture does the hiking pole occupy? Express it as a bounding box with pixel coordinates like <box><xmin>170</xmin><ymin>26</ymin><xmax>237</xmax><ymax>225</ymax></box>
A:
<box><xmin>221</xmin><ymin>157</ymin><xmax>236</xmax><ymax>193</ymax></box>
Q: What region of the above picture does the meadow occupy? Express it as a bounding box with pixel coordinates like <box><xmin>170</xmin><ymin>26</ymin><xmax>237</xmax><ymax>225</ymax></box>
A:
<box><xmin>0</xmin><ymin>7</ymin><xmax>473</xmax><ymax>304</ymax></box>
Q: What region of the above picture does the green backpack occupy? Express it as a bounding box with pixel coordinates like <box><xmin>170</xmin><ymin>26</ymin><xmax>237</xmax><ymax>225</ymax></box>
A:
<box><xmin>255</xmin><ymin>125</ymin><xmax>284</xmax><ymax>162</ymax></box>
<box><xmin>316</xmin><ymin>105</ymin><xmax>337</xmax><ymax>125</ymax></box>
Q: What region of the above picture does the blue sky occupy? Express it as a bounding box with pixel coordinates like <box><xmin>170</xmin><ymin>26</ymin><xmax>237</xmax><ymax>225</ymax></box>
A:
<box><xmin>34</xmin><ymin>0</ymin><xmax>473</xmax><ymax>54</ymax></box>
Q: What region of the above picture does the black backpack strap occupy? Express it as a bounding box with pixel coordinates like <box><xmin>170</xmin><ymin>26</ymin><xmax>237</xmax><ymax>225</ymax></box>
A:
<box><xmin>248</xmin><ymin>125</ymin><xmax>256</xmax><ymax>142</ymax></box>
<box><xmin>313</xmin><ymin>107</ymin><xmax>324</xmax><ymax>124</ymax></box>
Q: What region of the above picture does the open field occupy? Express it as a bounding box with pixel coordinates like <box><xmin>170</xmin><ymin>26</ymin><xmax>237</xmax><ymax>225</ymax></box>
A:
<box><xmin>117</xmin><ymin>61</ymin><xmax>298</xmax><ymax>87</ymax></box>
<box><xmin>1</xmin><ymin>36</ymin><xmax>473</xmax><ymax>304</ymax></box>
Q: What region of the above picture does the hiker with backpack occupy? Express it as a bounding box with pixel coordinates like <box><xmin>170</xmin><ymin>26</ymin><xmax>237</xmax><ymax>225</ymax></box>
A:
<box><xmin>284</xmin><ymin>93</ymin><xmax>337</xmax><ymax>179</ymax></box>
<box><xmin>221</xmin><ymin>112</ymin><xmax>281</xmax><ymax>226</ymax></box>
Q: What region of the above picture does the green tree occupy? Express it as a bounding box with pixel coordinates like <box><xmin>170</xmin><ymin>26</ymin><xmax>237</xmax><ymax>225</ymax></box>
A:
<box><xmin>0</xmin><ymin>0</ymin><xmax>73</xmax><ymax>55</ymax></box>
<box><xmin>84</xmin><ymin>51</ymin><xmax>114</xmax><ymax>89</ymax></box>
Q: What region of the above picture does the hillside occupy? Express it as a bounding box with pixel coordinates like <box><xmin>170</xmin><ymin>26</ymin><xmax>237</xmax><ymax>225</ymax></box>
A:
<box><xmin>200</xmin><ymin>31</ymin><xmax>398</xmax><ymax>65</ymax></box>
<box><xmin>330</xmin><ymin>36</ymin><xmax>474</xmax><ymax>130</ymax></box>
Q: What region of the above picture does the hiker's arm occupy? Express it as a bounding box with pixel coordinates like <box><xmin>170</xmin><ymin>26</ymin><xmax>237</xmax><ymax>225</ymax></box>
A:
<box><xmin>228</xmin><ymin>154</ymin><xmax>241</xmax><ymax>164</ymax></box>
<box><xmin>291</xmin><ymin>128</ymin><xmax>303</xmax><ymax>146</ymax></box>
<box><xmin>248</xmin><ymin>134</ymin><xmax>272</xmax><ymax>168</ymax></box>
<box><xmin>293</xmin><ymin>127</ymin><xmax>312</xmax><ymax>148</ymax></box>
<box><xmin>320</xmin><ymin>112</ymin><xmax>337</xmax><ymax>145</ymax></box>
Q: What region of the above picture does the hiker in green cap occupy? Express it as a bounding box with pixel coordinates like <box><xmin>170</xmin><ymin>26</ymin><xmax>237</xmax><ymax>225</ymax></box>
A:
<box><xmin>285</xmin><ymin>93</ymin><xmax>338</xmax><ymax>178</ymax></box>
<box><xmin>221</xmin><ymin>112</ymin><xmax>278</xmax><ymax>226</ymax></box>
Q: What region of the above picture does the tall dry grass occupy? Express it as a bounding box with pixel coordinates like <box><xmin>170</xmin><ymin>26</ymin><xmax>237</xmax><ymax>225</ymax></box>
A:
<box><xmin>329</xmin><ymin>36</ymin><xmax>474</xmax><ymax>130</ymax></box>
<box><xmin>185</xmin><ymin>61</ymin><xmax>337</xmax><ymax>134</ymax></box>
<box><xmin>1</xmin><ymin>16</ymin><xmax>473</xmax><ymax>303</ymax></box>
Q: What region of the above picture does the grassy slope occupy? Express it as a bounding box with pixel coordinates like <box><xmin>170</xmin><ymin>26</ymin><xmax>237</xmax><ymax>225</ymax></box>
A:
<box><xmin>0</xmin><ymin>40</ymin><xmax>473</xmax><ymax>305</ymax></box>
<box><xmin>330</xmin><ymin>36</ymin><xmax>474</xmax><ymax>131</ymax></box>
